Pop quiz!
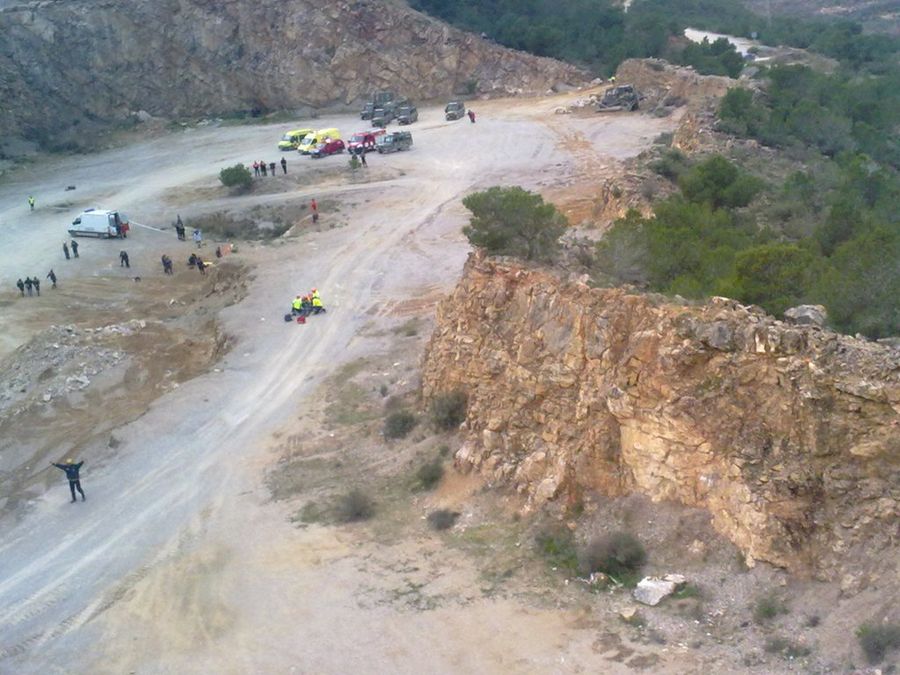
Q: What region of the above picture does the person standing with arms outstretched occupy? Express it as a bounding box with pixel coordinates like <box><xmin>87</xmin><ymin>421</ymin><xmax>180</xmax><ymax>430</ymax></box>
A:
<box><xmin>51</xmin><ymin>458</ymin><xmax>86</xmax><ymax>502</ymax></box>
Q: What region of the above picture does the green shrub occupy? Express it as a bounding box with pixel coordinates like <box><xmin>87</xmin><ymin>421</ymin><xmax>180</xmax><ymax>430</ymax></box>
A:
<box><xmin>857</xmin><ymin>622</ymin><xmax>900</xmax><ymax>664</ymax></box>
<box><xmin>752</xmin><ymin>592</ymin><xmax>788</xmax><ymax>623</ymax></box>
<box><xmin>218</xmin><ymin>163</ymin><xmax>253</xmax><ymax>191</ymax></box>
<box><xmin>335</xmin><ymin>489</ymin><xmax>375</xmax><ymax>523</ymax></box>
<box><xmin>416</xmin><ymin>459</ymin><xmax>445</xmax><ymax>490</ymax></box>
<box><xmin>462</xmin><ymin>186</ymin><xmax>567</xmax><ymax>261</ymax></box>
<box><xmin>578</xmin><ymin>532</ymin><xmax>647</xmax><ymax>581</ymax></box>
<box><xmin>730</xmin><ymin>243</ymin><xmax>816</xmax><ymax>315</ymax></box>
<box><xmin>429</xmin><ymin>390</ymin><xmax>468</xmax><ymax>431</ymax></box>
<box><xmin>764</xmin><ymin>635</ymin><xmax>811</xmax><ymax>658</ymax></box>
<box><xmin>678</xmin><ymin>155</ymin><xmax>764</xmax><ymax>209</ymax></box>
<box><xmin>534</xmin><ymin>526</ymin><xmax>579</xmax><ymax>574</ymax></box>
<box><xmin>427</xmin><ymin>509</ymin><xmax>459</xmax><ymax>530</ymax></box>
<box><xmin>384</xmin><ymin>410</ymin><xmax>417</xmax><ymax>439</ymax></box>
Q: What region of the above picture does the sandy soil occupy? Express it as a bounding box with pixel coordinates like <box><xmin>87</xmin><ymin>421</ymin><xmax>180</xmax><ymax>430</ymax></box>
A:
<box><xmin>1</xmin><ymin>96</ymin><xmax>857</xmax><ymax>674</ymax></box>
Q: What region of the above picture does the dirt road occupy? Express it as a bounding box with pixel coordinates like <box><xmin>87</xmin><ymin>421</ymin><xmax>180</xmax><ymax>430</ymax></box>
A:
<box><xmin>0</xmin><ymin>98</ymin><xmax>681</xmax><ymax>673</ymax></box>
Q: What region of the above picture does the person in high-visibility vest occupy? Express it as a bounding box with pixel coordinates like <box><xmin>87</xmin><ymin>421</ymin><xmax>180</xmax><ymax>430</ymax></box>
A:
<box><xmin>312</xmin><ymin>295</ymin><xmax>326</xmax><ymax>314</ymax></box>
<box><xmin>311</xmin><ymin>288</ymin><xmax>321</xmax><ymax>302</ymax></box>
<box><xmin>291</xmin><ymin>295</ymin><xmax>303</xmax><ymax>315</ymax></box>
<box><xmin>28</xmin><ymin>196</ymin><xmax>35</xmax><ymax>210</ymax></box>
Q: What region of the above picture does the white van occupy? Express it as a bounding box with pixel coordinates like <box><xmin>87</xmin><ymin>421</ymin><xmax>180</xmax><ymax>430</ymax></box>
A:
<box><xmin>68</xmin><ymin>209</ymin><xmax>126</xmax><ymax>238</ymax></box>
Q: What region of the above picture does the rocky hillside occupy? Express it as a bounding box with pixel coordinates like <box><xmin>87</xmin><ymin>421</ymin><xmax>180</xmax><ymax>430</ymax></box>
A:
<box><xmin>423</xmin><ymin>253</ymin><xmax>900</xmax><ymax>587</ymax></box>
<box><xmin>0</xmin><ymin>0</ymin><xmax>586</xmax><ymax>150</ymax></box>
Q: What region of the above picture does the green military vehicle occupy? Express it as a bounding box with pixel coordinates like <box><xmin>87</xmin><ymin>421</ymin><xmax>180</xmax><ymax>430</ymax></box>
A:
<box><xmin>376</xmin><ymin>131</ymin><xmax>413</xmax><ymax>154</ymax></box>
<box><xmin>396</xmin><ymin>103</ymin><xmax>418</xmax><ymax>125</ymax></box>
<box><xmin>445</xmin><ymin>100</ymin><xmax>466</xmax><ymax>121</ymax></box>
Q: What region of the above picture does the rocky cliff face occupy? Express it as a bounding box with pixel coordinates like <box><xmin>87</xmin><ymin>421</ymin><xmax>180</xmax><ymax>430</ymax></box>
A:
<box><xmin>422</xmin><ymin>254</ymin><xmax>900</xmax><ymax>586</ymax></box>
<box><xmin>0</xmin><ymin>0</ymin><xmax>586</xmax><ymax>149</ymax></box>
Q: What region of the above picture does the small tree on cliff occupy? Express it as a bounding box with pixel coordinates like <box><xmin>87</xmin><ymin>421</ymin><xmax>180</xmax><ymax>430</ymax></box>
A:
<box><xmin>462</xmin><ymin>186</ymin><xmax>567</xmax><ymax>261</ymax></box>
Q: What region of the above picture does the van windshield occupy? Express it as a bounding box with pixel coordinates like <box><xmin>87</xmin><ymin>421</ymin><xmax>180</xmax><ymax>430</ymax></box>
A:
<box><xmin>350</xmin><ymin>134</ymin><xmax>366</xmax><ymax>143</ymax></box>
<box><xmin>301</xmin><ymin>135</ymin><xmax>315</xmax><ymax>145</ymax></box>
<box><xmin>281</xmin><ymin>133</ymin><xmax>294</xmax><ymax>141</ymax></box>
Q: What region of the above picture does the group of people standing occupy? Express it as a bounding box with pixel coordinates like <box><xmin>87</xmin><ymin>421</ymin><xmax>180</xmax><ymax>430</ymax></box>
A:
<box><xmin>253</xmin><ymin>158</ymin><xmax>287</xmax><ymax>177</ymax></box>
<box><xmin>15</xmin><ymin>272</ymin><xmax>54</xmax><ymax>296</ymax></box>
<box><xmin>62</xmin><ymin>239</ymin><xmax>80</xmax><ymax>260</ymax></box>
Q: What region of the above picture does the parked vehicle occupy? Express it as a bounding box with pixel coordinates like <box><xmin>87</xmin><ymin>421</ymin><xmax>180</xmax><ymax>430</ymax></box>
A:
<box><xmin>347</xmin><ymin>130</ymin><xmax>385</xmax><ymax>154</ymax></box>
<box><xmin>277</xmin><ymin>128</ymin><xmax>314</xmax><ymax>151</ymax></box>
<box><xmin>310</xmin><ymin>138</ymin><xmax>346</xmax><ymax>158</ymax></box>
<box><xmin>445</xmin><ymin>100</ymin><xmax>466</xmax><ymax>121</ymax></box>
<box><xmin>68</xmin><ymin>208</ymin><xmax>127</xmax><ymax>238</ymax></box>
<box><xmin>371</xmin><ymin>107</ymin><xmax>394</xmax><ymax>128</ymax></box>
<box><xmin>596</xmin><ymin>85</ymin><xmax>640</xmax><ymax>112</ymax></box>
<box><xmin>361</xmin><ymin>91</ymin><xmax>398</xmax><ymax>120</ymax></box>
<box><xmin>297</xmin><ymin>128</ymin><xmax>341</xmax><ymax>154</ymax></box>
<box><xmin>396</xmin><ymin>104</ymin><xmax>418</xmax><ymax>125</ymax></box>
<box><xmin>376</xmin><ymin>131</ymin><xmax>413</xmax><ymax>154</ymax></box>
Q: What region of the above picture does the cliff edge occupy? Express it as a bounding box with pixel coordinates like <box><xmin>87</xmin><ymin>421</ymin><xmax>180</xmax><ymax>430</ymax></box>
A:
<box><xmin>423</xmin><ymin>254</ymin><xmax>899</xmax><ymax>587</ymax></box>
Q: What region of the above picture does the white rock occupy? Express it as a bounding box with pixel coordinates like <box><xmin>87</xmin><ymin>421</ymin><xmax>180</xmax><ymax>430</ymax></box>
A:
<box><xmin>633</xmin><ymin>575</ymin><xmax>686</xmax><ymax>606</ymax></box>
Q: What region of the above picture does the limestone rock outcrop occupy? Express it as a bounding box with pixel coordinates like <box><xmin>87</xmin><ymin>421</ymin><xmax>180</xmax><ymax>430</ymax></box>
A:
<box><xmin>422</xmin><ymin>254</ymin><xmax>900</xmax><ymax>584</ymax></box>
<box><xmin>0</xmin><ymin>0</ymin><xmax>586</xmax><ymax>149</ymax></box>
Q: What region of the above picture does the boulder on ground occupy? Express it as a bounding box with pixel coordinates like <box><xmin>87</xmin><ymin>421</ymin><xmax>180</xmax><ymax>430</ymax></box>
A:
<box><xmin>784</xmin><ymin>305</ymin><xmax>827</xmax><ymax>327</ymax></box>
<box><xmin>633</xmin><ymin>574</ymin><xmax>687</xmax><ymax>606</ymax></box>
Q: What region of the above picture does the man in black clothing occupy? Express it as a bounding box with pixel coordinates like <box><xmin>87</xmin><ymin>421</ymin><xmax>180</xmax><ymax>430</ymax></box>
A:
<box><xmin>120</xmin><ymin>250</ymin><xmax>130</xmax><ymax>268</ymax></box>
<box><xmin>47</xmin><ymin>269</ymin><xmax>57</xmax><ymax>288</ymax></box>
<box><xmin>24</xmin><ymin>277</ymin><xmax>33</xmax><ymax>296</ymax></box>
<box><xmin>280</xmin><ymin>157</ymin><xmax>287</xmax><ymax>174</ymax></box>
<box><xmin>71</xmin><ymin>239</ymin><xmax>79</xmax><ymax>258</ymax></box>
<box><xmin>16</xmin><ymin>278</ymin><xmax>25</xmax><ymax>296</ymax></box>
<box><xmin>63</xmin><ymin>242</ymin><xmax>70</xmax><ymax>260</ymax></box>
<box><xmin>51</xmin><ymin>459</ymin><xmax>86</xmax><ymax>502</ymax></box>
<box><xmin>33</xmin><ymin>277</ymin><xmax>40</xmax><ymax>296</ymax></box>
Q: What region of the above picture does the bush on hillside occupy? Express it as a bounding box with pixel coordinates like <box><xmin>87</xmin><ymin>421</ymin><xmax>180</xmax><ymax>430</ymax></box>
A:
<box><xmin>219</xmin><ymin>163</ymin><xmax>253</xmax><ymax>192</ymax></box>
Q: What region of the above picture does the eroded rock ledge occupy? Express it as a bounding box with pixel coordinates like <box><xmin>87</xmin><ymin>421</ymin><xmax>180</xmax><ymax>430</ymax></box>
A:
<box><xmin>423</xmin><ymin>253</ymin><xmax>899</xmax><ymax>584</ymax></box>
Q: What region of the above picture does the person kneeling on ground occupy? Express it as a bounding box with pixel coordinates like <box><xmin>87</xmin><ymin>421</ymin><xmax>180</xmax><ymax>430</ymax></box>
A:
<box><xmin>311</xmin><ymin>294</ymin><xmax>326</xmax><ymax>314</ymax></box>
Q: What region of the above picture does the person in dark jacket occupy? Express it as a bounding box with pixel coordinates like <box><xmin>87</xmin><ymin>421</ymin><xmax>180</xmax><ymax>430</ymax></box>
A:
<box><xmin>71</xmin><ymin>239</ymin><xmax>79</xmax><ymax>258</ymax></box>
<box><xmin>24</xmin><ymin>277</ymin><xmax>33</xmax><ymax>296</ymax></box>
<box><xmin>51</xmin><ymin>458</ymin><xmax>86</xmax><ymax>502</ymax></box>
<box><xmin>16</xmin><ymin>278</ymin><xmax>25</xmax><ymax>296</ymax></box>
<box><xmin>47</xmin><ymin>269</ymin><xmax>57</xmax><ymax>288</ymax></box>
<box><xmin>269</xmin><ymin>161</ymin><xmax>277</xmax><ymax>176</ymax></box>
<box><xmin>280</xmin><ymin>157</ymin><xmax>287</xmax><ymax>174</ymax></box>
<box><xmin>33</xmin><ymin>277</ymin><xmax>40</xmax><ymax>296</ymax></box>
<box><xmin>63</xmin><ymin>242</ymin><xmax>70</xmax><ymax>260</ymax></box>
<box><xmin>119</xmin><ymin>250</ymin><xmax>130</xmax><ymax>268</ymax></box>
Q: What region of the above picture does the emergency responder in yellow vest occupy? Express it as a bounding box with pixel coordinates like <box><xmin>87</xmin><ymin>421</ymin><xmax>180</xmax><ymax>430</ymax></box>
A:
<box><xmin>291</xmin><ymin>295</ymin><xmax>303</xmax><ymax>314</ymax></box>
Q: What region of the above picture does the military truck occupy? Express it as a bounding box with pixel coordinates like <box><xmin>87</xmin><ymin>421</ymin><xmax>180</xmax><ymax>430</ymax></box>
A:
<box><xmin>596</xmin><ymin>85</ymin><xmax>640</xmax><ymax>112</ymax></box>
<box><xmin>396</xmin><ymin>103</ymin><xmax>418</xmax><ymax>125</ymax></box>
<box><xmin>376</xmin><ymin>131</ymin><xmax>413</xmax><ymax>154</ymax></box>
<box><xmin>361</xmin><ymin>91</ymin><xmax>399</xmax><ymax>120</ymax></box>
<box><xmin>445</xmin><ymin>100</ymin><xmax>466</xmax><ymax>121</ymax></box>
<box><xmin>371</xmin><ymin>107</ymin><xmax>394</xmax><ymax>128</ymax></box>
